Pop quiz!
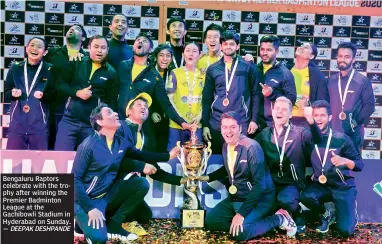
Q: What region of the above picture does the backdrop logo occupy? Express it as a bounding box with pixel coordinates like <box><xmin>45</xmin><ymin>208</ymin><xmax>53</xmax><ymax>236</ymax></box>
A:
<box><xmin>373</xmin><ymin>181</ymin><xmax>382</xmax><ymax>198</ymax></box>
<box><xmin>88</xmin><ymin>5</ymin><xmax>98</xmax><ymax>14</ymax></box>
<box><xmin>263</xmin><ymin>14</ymin><xmax>274</xmax><ymax>23</ymax></box>
<box><xmin>7</xmin><ymin>1</ymin><xmax>21</xmax><ymax>10</ymax></box>
<box><xmin>9</xmin><ymin>24</ymin><xmax>20</xmax><ymax>33</ymax></box>
<box><xmin>361</xmin><ymin>0</ymin><xmax>382</xmax><ymax>8</ymax></box>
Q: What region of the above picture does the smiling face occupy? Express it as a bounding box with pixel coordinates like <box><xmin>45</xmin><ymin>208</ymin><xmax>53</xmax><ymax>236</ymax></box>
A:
<box><xmin>260</xmin><ymin>42</ymin><xmax>278</xmax><ymax>64</ymax></box>
<box><xmin>221</xmin><ymin>117</ymin><xmax>241</xmax><ymax>146</ymax></box>
<box><xmin>156</xmin><ymin>49</ymin><xmax>172</xmax><ymax>71</ymax></box>
<box><xmin>272</xmin><ymin>99</ymin><xmax>292</xmax><ymax>127</ymax></box>
<box><xmin>183</xmin><ymin>43</ymin><xmax>200</xmax><ymax>66</ymax></box>
<box><xmin>128</xmin><ymin>99</ymin><xmax>149</xmax><ymax>124</ymax></box>
<box><xmin>205</xmin><ymin>30</ymin><xmax>221</xmax><ymax>54</ymax></box>
<box><xmin>295</xmin><ymin>42</ymin><xmax>314</xmax><ymax>60</ymax></box>
<box><xmin>313</xmin><ymin>107</ymin><xmax>332</xmax><ymax>132</ymax></box>
<box><xmin>26</xmin><ymin>38</ymin><xmax>47</xmax><ymax>64</ymax></box>
<box><xmin>221</xmin><ymin>39</ymin><xmax>239</xmax><ymax>57</ymax></box>
<box><xmin>109</xmin><ymin>14</ymin><xmax>128</xmax><ymax>39</ymax></box>
<box><xmin>97</xmin><ymin>107</ymin><xmax>121</xmax><ymax>130</ymax></box>
<box><xmin>167</xmin><ymin>21</ymin><xmax>186</xmax><ymax>41</ymax></box>
<box><xmin>88</xmin><ymin>38</ymin><xmax>108</xmax><ymax>63</ymax></box>
<box><xmin>133</xmin><ymin>36</ymin><xmax>151</xmax><ymax>57</ymax></box>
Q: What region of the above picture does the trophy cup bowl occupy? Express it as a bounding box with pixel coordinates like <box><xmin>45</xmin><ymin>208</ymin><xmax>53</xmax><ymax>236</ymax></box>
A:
<box><xmin>177</xmin><ymin>133</ymin><xmax>212</xmax><ymax>228</ymax></box>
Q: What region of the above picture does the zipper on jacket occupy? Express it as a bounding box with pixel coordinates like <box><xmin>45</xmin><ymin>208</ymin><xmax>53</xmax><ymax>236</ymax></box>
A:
<box><xmin>98</xmin><ymin>97</ymin><xmax>101</xmax><ymax>106</ymax></box>
<box><xmin>65</xmin><ymin>97</ymin><xmax>71</xmax><ymax>110</ymax></box>
<box><xmin>10</xmin><ymin>100</ymin><xmax>18</xmax><ymax>122</ymax></box>
<box><xmin>40</xmin><ymin>102</ymin><xmax>46</xmax><ymax>124</ymax></box>
<box><xmin>336</xmin><ymin>168</ymin><xmax>347</xmax><ymax>185</ymax></box>
<box><xmin>86</xmin><ymin>176</ymin><xmax>98</xmax><ymax>194</ymax></box>
<box><xmin>211</xmin><ymin>95</ymin><xmax>218</xmax><ymax>111</ymax></box>
<box><xmin>247</xmin><ymin>182</ymin><xmax>252</xmax><ymax>190</ymax></box>
<box><xmin>242</xmin><ymin>96</ymin><xmax>248</xmax><ymax>118</ymax></box>
<box><xmin>290</xmin><ymin>164</ymin><xmax>298</xmax><ymax>181</ymax></box>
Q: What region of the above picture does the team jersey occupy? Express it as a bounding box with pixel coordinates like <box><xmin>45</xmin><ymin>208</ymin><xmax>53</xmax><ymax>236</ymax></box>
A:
<box><xmin>166</xmin><ymin>67</ymin><xmax>205</xmax><ymax>129</ymax></box>
<box><xmin>291</xmin><ymin>67</ymin><xmax>310</xmax><ymax>117</ymax></box>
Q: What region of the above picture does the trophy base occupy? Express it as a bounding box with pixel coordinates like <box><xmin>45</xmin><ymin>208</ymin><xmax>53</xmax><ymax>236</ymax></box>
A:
<box><xmin>180</xmin><ymin>209</ymin><xmax>206</xmax><ymax>228</ymax></box>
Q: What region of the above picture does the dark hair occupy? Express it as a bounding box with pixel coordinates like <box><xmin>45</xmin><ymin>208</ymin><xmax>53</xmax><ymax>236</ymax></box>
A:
<box><xmin>204</xmin><ymin>23</ymin><xmax>224</xmax><ymax>41</ymax></box>
<box><xmin>88</xmin><ymin>35</ymin><xmax>109</xmax><ymax>48</ymax></box>
<box><xmin>136</xmin><ymin>32</ymin><xmax>153</xmax><ymax>48</ymax></box>
<box><xmin>221</xmin><ymin>111</ymin><xmax>241</xmax><ymax>125</ymax></box>
<box><xmin>220</xmin><ymin>31</ymin><xmax>240</xmax><ymax>45</ymax></box>
<box><xmin>111</xmin><ymin>13</ymin><xmax>127</xmax><ymax>23</ymax></box>
<box><xmin>311</xmin><ymin>100</ymin><xmax>332</xmax><ymax>115</ymax></box>
<box><xmin>167</xmin><ymin>17</ymin><xmax>186</xmax><ymax>30</ymax></box>
<box><xmin>90</xmin><ymin>103</ymin><xmax>109</xmax><ymax>131</ymax></box>
<box><xmin>153</xmin><ymin>43</ymin><xmax>174</xmax><ymax>58</ymax></box>
<box><xmin>184</xmin><ymin>42</ymin><xmax>201</xmax><ymax>52</ymax></box>
<box><xmin>129</xmin><ymin>98</ymin><xmax>148</xmax><ymax>110</ymax></box>
<box><xmin>337</xmin><ymin>41</ymin><xmax>357</xmax><ymax>58</ymax></box>
<box><xmin>309</xmin><ymin>43</ymin><xmax>318</xmax><ymax>59</ymax></box>
<box><xmin>260</xmin><ymin>35</ymin><xmax>280</xmax><ymax>50</ymax></box>
<box><xmin>27</xmin><ymin>37</ymin><xmax>47</xmax><ymax>50</ymax></box>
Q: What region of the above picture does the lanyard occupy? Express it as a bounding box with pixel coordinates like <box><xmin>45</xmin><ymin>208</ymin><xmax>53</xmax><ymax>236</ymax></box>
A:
<box><xmin>172</xmin><ymin>55</ymin><xmax>184</xmax><ymax>68</ymax></box>
<box><xmin>273</xmin><ymin>125</ymin><xmax>291</xmax><ymax>174</ymax></box>
<box><xmin>184</xmin><ymin>67</ymin><xmax>198</xmax><ymax>106</ymax></box>
<box><xmin>138</xmin><ymin>132</ymin><xmax>145</xmax><ymax>150</ymax></box>
<box><xmin>225</xmin><ymin>59</ymin><xmax>239</xmax><ymax>96</ymax></box>
<box><xmin>314</xmin><ymin>128</ymin><xmax>332</xmax><ymax>174</ymax></box>
<box><xmin>338</xmin><ymin>69</ymin><xmax>355</xmax><ymax>110</ymax></box>
<box><xmin>227</xmin><ymin>145</ymin><xmax>237</xmax><ymax>183</ymax></box>
<box><xmin>24</xmin><ymin>61</ymin><xmax>43</xmax><ymax>98</ymax></box>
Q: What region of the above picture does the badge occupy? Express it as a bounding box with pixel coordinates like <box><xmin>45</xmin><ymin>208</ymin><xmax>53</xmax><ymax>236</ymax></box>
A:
<box><xmin>223</xmin><ymin>98</ymin><xmax>230</xmax><ymax>107</ymax></box>
<box><xmin>229</xmin><ymin>185</ymin><xmax>237</xmax><ymax>194</ymax></box>
<box><xmin>318</xmin><ymin>174</ymin><xmax>327</xmax><ymax>184</ymax></box>
<box><xmin>339</xmin><ymin>111</ymin><xmax>346</xmax><ymax>120</ymax></box>
<box><xmin>186</xmin><ymin>111</ymin><xmax>193</xmax><ymax>120</ymax></box>
<box><xmin>23</xmin><ymin>104</ymin><xmax>30</xmax><ymax>113</ymax></box>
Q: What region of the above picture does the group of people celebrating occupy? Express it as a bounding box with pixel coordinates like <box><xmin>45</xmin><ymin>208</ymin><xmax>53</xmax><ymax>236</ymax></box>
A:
<box><xmin>4</xmin><ymin>12</ymin><xmax>375</xmax><ymax>243</ymax></box>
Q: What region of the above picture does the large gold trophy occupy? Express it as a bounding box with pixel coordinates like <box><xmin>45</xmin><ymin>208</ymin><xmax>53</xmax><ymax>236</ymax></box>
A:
<box><xmin>177</xmin><ymin>131</ymin><xmax>212</xmax><ymax>228</ymax></box>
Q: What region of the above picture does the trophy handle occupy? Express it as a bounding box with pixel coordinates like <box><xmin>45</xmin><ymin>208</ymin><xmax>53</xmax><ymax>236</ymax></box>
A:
<box><xmin>198</xmin><ymin>141</ymin><xmax>212</xmax><ymax>195</ymax></box>
<box><xmin>177</xmin><ymin>141</ymin><xmax>188</xmax><ymax>176</ymax></box>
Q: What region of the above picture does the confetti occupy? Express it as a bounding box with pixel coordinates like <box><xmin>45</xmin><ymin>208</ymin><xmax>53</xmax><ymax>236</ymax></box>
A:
<box><xmin>74</xmin><ymin>219</ymin><xmax>382</xmax><ymax>244</ymax></box>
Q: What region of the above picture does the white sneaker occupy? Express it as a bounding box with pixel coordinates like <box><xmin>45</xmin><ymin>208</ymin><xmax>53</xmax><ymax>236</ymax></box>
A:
<box><xmin>276</xmin><ymin>209</ymin><xmax>297</xmax><ymax>238</ymax></box>
<box><xmin>107</xmin><ymin>232</ymin><xmax>138</xmax><ymax>241</ymax></box>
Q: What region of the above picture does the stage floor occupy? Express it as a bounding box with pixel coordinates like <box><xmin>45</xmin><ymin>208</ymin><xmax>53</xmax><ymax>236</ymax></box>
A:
<box><xmin>73</xmin><ymin>219</ymin><xmax>382</xmax><ymax>244</ymax></box>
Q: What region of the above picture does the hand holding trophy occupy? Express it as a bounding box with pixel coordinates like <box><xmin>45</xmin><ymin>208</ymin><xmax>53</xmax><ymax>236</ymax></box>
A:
<box><xmin>176</xmin><ymin>129</ymin><xmax>212</xmax><ymax>228</ymax></box>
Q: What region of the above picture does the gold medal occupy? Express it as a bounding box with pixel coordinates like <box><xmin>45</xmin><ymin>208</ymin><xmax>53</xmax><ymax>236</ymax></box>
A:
<box><xmin>339</xmin><ymin>111</ymin><xmax>346</xmax><ymax>120</ymax></box>
<box><xmin>318</xmin><ymin>174</ymin><xmax>327</xmax><ymax>184</ymax></box>
<box><xmin>23</xmin><ymin>104</ymin><xmax>30</xmax><ymax>113</ymax></box>
<box><xmin>229</xmin><ymin>185</ymin><xmax>237</xmax><ymax>194</ymax></box>
<box><xmin>223</xmin><ymin>98</ymin><xmax>230</xmax><ymax>107</ymax></box>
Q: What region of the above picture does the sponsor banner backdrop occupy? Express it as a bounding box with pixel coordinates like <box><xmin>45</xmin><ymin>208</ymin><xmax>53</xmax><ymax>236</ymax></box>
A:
<box><xmin>1</xmin><ymin>1</ymin><xmax>381</xmax><ymax>157</ymax></box>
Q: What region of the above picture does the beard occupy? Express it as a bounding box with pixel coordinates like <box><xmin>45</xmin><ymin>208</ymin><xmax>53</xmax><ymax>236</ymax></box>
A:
<box><xmin>261</xmin><ymin>55</ymin><xmax>276</xmax><ymax>64</ymax></box>
<box><xmin>222</xmin><ymin>49</ymin><xmax>236</xmax><ymax>57</ymax></box>
<box><xmin>337</xmin><ymin>62</ymin><xmax>352</xmax><ymax>71</ymax></box>
<box><xmin>134</xmin><ymin>50</ymin><xmax>148</xmax><ymax>57</ymax></box>
<box><xmin>66</xmin><ymin>34</ymin><xmax>81</xmax><ymax>44</ymax></box>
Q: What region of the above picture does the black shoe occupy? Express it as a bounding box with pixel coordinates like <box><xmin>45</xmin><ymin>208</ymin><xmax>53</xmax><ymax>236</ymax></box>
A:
<box><xmin>74</xmin><ymin>222</ymin><xmax>84</xmax><ymax>237</ymax></box>
<box><xmin>316</xmin><ymin>209</ymin><xmax>335</xmax><ymax>233</ymax></box>
<box><xmin>295</xmin><ymin>210</ymin><xmax>306</xmax><ymax>235</ymax></box>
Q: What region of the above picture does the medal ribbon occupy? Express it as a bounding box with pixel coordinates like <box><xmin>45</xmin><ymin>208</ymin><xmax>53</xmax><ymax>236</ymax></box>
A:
<box><xmin>273</xmin><ymin>125</ymin><xmax>291</xmax><ymax>173</ymax></box>
<box><xmin>227</xmin><ymin>145</ymin><xmax>237</xmax><ymax>185</ymax></box>
<box><xmin>224</xmin><ymin>58</ymin><xmax>239</xmax><ymax>97</ymax></box>
<box><xmin>24</xmin><ymin>61</ymin><xmax>43</xmax><ymax>98</ymax></box>
<box><xmin>184</xmin><ymin>67</ymin><xmax>198</xmax><ymax>116</ymax></box>
<box><xmin>155</xmin><ymin>65</ymin><xmax>169</xmax><ymax>88</ymax></box>
<box><xmin>314</xmin><ymin>128</ymin><xmax>332</xmax><ymax>175</ymax></box>
<box><xmin>338</xmin><ymin>69</ymin><xmax>355</xmax><ymax>111</ymax></box>
<box><xmin>172</xmin><ymin>55</ymin><xmax>184</xmax><ymax>68</ymax></box>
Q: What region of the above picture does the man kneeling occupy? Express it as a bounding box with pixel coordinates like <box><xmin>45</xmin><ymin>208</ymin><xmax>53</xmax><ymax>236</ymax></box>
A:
<box><xmin>73</xmin><ymin>104</ymin><xmax>178</xmax><ymax>243</ymax></box>
<box><xmin>199</xmin><ymin>111</ymin><xmax>297</xmax><ymax>241</ymax></box>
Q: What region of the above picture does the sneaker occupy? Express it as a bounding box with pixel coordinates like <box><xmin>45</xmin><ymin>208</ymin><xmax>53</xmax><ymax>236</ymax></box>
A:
<box><xmin>122</xmin><ymin>221</ymin><xmax>148</xmax><ymax>236</ymax></box>
<box><xmin>315</xmin><ymin>209</ymin><xmax>335</xmax><ymax>233</ymax></box>
<box><xmin>107</xmin><ymin>221</ymin><xmax>138</xmax><ymax>241</ymax></box>
<box><xmin>295</xmin><ymin>211</ymin><xmax>306</xmax><ymax>235</ymax></box>
<box><xmin>74</xmin><ymin>222</ymin><xmax>84</xmax><ymax>238</ymax></box>
<box><xmin>276</xmin><ymin>209</ymin><xmax>297</xmax><ymax>238</ymax></box>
